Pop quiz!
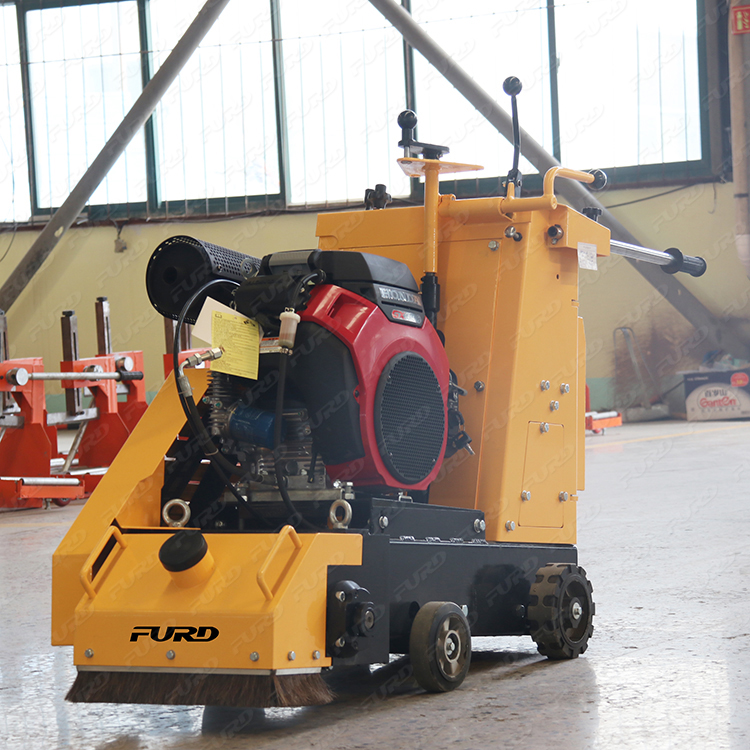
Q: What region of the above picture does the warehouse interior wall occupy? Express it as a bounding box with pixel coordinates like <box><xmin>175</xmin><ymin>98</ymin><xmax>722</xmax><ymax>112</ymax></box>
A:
<box><xmin>581</xmin><ymin>180</ymin><xmax>750</xmax><ymax>412</ymax></box>
<box><xmin>1</xmin><ymin>178</ymin><xmax>747</xmax><ymax>413</ymax></box>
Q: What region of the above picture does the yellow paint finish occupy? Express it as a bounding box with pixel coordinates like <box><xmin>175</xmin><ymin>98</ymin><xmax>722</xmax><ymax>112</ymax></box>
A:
<box><xmin>51</xmin><ymin>368</ymin><xmax>210</xmax><ymax>646</ymax></box>
<box><xmin>470</xmin><ymin>210</ymin><xmax>579</xmax><ymax>544</ymax></box>
<box><xmin>577</xmin><ymin>317</ymin><xmax>586</xmax><ymax>491</ymax></box>
<box><xmin>72</xmin><ymin>531</ymin><xmax>362</xmax><ymax>672</ymax></box>
<box><xmin>542</xmin><ymin>166</ymin><xmax>596</xmax><ymax>195</ymax></box>
<box><xmin>317</xmin><ymin>206</ymin><xmax>424</xmax><ymax>250</ymax></box>
<box><xmin>317</xmin><ymin>195</ymin><xmax>609</xmax><ymax>546</ymax></box>
<box><xmin>319</xmin><ymin>208</ymin><xmax>504</xmax><ymax>513</ymax></box>
<box><xmin>168</xmin><ymin>549</ymin><xmax>216</xmax><ymax>589</ymax></box>
<box><xmin>424</xmin><ymin>163</ymin><xmax>441</xmax><ymax>274</ymax></box>
<box><xmin>519</xmin><ymin>423</ymin><xmax>566</xmax><ymax>529</ymax></box>
<box><xmin>548</xmin><ymin>205</ymin><xmax>611</xmax><ymax>258</ymax></box>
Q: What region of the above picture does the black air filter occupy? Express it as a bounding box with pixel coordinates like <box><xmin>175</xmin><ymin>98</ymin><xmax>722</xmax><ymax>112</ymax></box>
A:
<box><xmin>146</xmin><ymin>235</ymin><xmax>261</xmax><ymax>323</ymax></box>
<box><xmin>374</xmin><ymin>352</ymin><xmax>446</xmax><ymax>485</ymax></box>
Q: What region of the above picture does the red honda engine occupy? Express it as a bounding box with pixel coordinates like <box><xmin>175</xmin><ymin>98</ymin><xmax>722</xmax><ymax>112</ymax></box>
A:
<box><xmin>147</xmin><ymin>237</ymin><xmax>462</xmax><ymax>500</ymax></box>
<box><xmin>235</xmin><ymin>249</ymin><xmax>450</xmax><ymax>491</ymax></box>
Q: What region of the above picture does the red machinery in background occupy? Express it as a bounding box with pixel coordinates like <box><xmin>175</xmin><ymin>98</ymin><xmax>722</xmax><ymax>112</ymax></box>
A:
<box><xmin>584</xmin><ymin>384</ymin><xmax>622</xmax><ymax>434</ymax></box>
<box><xmin>0</xmin><ymin>299</ymin><xmax>147</xmax><ymax>509</ymax></box>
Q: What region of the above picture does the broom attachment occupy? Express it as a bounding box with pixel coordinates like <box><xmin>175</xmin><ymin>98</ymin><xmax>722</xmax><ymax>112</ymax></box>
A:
<box><xmin>66</xmin><ymin>670</ymin><xmax>334</xmax><ymax>707</ymax></box>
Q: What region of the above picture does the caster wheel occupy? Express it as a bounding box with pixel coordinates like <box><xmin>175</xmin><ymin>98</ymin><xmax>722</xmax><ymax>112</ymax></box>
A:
<box><xmin>528</xmin><ymin>563</ymin><xmax>595</xmax><ymax>660</ymax></box>
<box><xmin>409</xmin><ymin>601</ymin><xmax>471</xmax><ymax>692</ymax></box>
<box><xmin>52</xmin><ymin>498</ymin><xmax>71</xmax><ymax>508</ymax></box>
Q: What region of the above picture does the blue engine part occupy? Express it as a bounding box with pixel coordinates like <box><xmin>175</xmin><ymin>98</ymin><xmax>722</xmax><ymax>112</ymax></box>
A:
<box><xmin>227</xmin><ymin>405</ymin><xmax>286</xmax><ymax>450</ymax></box>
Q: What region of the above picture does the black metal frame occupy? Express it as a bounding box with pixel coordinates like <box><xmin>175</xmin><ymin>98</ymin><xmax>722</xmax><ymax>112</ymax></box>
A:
<box><xmin>326</xmin><ymin>519</ymin><xmax>578</xmax><ymax>666</ymax></box>
<box><xmin>2</xmin><ymin>0</ymin><xmax>727</xmax><ymax>224</ymax></box>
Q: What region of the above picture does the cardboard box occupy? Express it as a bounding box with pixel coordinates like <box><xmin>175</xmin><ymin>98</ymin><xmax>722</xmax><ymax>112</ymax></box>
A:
<box><xmin>683</xmin><ymin>368</ymin><xmax>750</xmax><ymax>421</ymax></box>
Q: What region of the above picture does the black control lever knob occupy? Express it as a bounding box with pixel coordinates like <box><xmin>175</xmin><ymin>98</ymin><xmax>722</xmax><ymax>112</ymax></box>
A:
<box><xmin>503</xmin><ymin>76</ymin><xmax>523</xmax><ymax>97</ymax></box>
<box><xmin>397</xmin><ymin>110</ymin><xmax>418</xmax><ymax>130</ymax></box>
<box><xmin>587</xmin><ymin>169</ymin><xmax>608</xmax><ymax>191</ymax></box>
<box><xmin>582</xmin><ymin>207</ymin><xmax>603</xmax><ymax>223</ymax></box>
<box><xmin>398</xmin><ymin>110</ymin><xmax>418</xmax><ymax>149</ymax></box>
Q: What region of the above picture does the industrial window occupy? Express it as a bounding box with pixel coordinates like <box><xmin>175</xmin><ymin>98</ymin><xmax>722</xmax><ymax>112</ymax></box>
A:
<box><xmin>148</xmin><ymin>0</ymin><xmax>280</xmax><ymax>212</ymax></box>
<box><xmin>555</xmin><ymin>0</ymin><xmax>703</xmax><ymax>179</ymax></box>
<box><xmin>280</xmin><ymin>0</ymin><xmax>409</xmax><ymax>205</ymax></box>
<box><xmin>408</xmin><ymin>0</ymin><xmax>707</xmax><ymax>196</ymax></box>
<box><xmin>0</xmin><ymin>4</ymin><xmax>31</xmax><ymax>223</ymax></box>
<box><xmin>1</xmin><ymin>0</ymin><xmax>713</xmax><ymax>224</ymax></box>
<box><xmin>25</xmin><ymin>0</ymin><xmax>146</xmax><ymax>210</ymax></box>
<box><xmin>409</xmin><ymin>0</ymin><xmax>553</xmax><ymax>182</ymax></box>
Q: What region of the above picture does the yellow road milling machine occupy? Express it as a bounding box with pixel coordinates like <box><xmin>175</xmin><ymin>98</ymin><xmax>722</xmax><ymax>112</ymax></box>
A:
<box><xmin>52</xmin><ymin>79</ymin><xmax>706</xmax><ymax>706</ymax></box>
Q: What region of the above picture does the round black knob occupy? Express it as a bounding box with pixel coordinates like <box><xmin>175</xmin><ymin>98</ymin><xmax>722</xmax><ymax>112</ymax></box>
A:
<box><xmin>582</xmin><ymin>207</ymin><xmax>603</xmax><ymax>223</ymax></box>
<box><xmin>159</xmin><ymin>529</ymin><xmax>208</xmax><ymax>572</ymax></box>
<box><xmin>397</xmin><ymin>110</ymin><xmax>418</xmax><ymax>129</ymax></box>
<box><xmin>503</xmin><ymin>76</ymin><xmax>523</xmax><ymax>97</ymax></box>
<box><xmin>588</xmin><ymin>169</ymin><xmax>608</xmax><ymax>190</ymax></box>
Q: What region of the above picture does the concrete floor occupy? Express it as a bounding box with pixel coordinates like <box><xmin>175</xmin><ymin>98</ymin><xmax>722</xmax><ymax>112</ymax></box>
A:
<box><xmin>1</xmin><ymin>419</ymin><xmax>749</xmax><ymax>749</ymax></box>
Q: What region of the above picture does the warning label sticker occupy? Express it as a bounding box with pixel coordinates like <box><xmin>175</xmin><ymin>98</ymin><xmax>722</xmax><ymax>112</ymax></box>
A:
<box><xmin>577</xmin><ymin>242</ymin><xmax>598</xmax><ymax>271</ymax></box>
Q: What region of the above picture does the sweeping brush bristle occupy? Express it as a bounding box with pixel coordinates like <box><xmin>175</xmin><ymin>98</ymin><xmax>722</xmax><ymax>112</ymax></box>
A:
<box><xmin>66</xmin><ymin>670</ymin><xmax>334</xmax><ymax>707</ymax></box>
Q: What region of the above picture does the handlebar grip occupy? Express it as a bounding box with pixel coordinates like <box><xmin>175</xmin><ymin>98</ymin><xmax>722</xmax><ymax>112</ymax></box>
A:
<box><xmin>118</xmin><ymin>370</ymin><xmax>144</xmax><ymax>381</ymax></box>
<box><xmin>661</xmin><ymin>248</ymin><xmax>707</xmax><ymax>278</ymax></box>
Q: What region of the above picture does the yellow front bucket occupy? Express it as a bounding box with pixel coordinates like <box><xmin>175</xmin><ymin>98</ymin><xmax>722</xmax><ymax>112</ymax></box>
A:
<box><xmin>71</xmin><ymin>525</ymin><xmax>361</xmax><ymax>675</ymax></box>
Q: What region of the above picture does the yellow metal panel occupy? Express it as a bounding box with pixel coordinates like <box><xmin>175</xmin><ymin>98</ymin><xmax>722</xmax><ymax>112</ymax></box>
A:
<box><xmin>518</xmin><ymin>422</ymin><xmax>567</xmax><ymax>528</ymax></box>
<box><xmin>52</xmin><ymin>369</ymin><xmax>210</xmax><ymax>646</ymax></box>
<box><xmin>317</xmin><ymin>206</ymin><xmax>424</xmax><ymax>250</ymax></box>
<box><xmin>72</xmin><ymin>532</ymin><xmax>362</xmax><ymax>672</ymax></box>
<box><xmin>430</xmin><ymin>237</ymin><xmax>503</xmax><ymax>509</ymax></box>
<box><xmin>317</xmin><ymin>209</ymin><xmax>504</xmax><ymax>510</ymax></box>
<box><xmin>577</xmin><ymin>316</ymin><xmax>586</xmax><ymax>492</ymax></box>
<box><xmin>315</xmin><ymin>200</ymin><xmax>609</xmax><ymax>546</ymax></box>
<box><xmin>471</xmin><ymin>210</ymin><xmax>579</xmax><ymax>544</ymax></box>
<box><xmin>548</xmin><ymin>205</ymin><xmax>611</xmax><ymax>257</ymax></box>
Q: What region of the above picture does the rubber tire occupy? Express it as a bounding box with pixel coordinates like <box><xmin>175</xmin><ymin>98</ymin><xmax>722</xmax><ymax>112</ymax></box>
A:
<box><xmin>528</xmin><ymin>563</ymin><xmax>595</xmax><ymax>660</ymax></box>
<box><xmin>409</xmin><ymin>602</ymin><xmax>471</xmax><ymax>693</ymax></box>
<box><xmin>52</xmin><ymin>498</ymin><xmax>71</xmax><ymax>508</ymax></box>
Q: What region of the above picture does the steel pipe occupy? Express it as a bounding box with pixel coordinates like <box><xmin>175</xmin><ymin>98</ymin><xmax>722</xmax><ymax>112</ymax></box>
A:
<box><xmin>2</xmin><ymin>368</ymin><xmax>143</xmax><ymax>385</ymax></box>
<box><xmin>17</xmin><ymin>477</ymin><xmax>81</xmax><ymax>486</ymax></box>
<box><xmin>28</xmin><ymin>371</ymin><xmax>143</xmax><ymax>382</ymax></box>
<box><xmin>610</xmin><ymin>241</ymin><xmax>673</xmax><ymax>267</ymax></box>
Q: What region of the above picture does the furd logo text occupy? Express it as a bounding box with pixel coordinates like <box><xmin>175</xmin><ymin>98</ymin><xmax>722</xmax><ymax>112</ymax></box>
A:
<box><xmin>130</xmin><ymin>626</ymin><xmax>219</xmax><ymax>643</ymax></box>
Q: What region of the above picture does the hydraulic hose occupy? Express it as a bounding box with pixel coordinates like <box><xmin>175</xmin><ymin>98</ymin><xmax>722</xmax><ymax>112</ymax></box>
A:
<box><xmin>172</xmin><ymin>279</ymin><xmax>269</xmax><ymax>525</ymax></box>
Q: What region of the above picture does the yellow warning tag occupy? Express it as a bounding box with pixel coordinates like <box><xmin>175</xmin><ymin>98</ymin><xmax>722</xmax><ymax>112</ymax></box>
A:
<box><xmin>210</xmin><ymin>311</ymin><xmax>260</xmax><ymax>380</ymax></box>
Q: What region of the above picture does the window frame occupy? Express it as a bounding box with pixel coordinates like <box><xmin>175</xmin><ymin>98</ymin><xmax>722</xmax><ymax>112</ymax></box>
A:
<box><xmin>4</xmin><ymin>0</ymin><xmax>726</xmax><ymax>226</ymax></box>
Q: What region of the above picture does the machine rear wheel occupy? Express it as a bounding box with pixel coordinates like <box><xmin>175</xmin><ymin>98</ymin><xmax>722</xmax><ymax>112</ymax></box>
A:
<box><xmin>409</xmin><ymin>601</ymin><xmax>471</xmax><ymax>692</ymax></box>
<box><xmin>528</xmin><ymin>563</ymin><xmax>594</xmax><ymax>660</ymax></box>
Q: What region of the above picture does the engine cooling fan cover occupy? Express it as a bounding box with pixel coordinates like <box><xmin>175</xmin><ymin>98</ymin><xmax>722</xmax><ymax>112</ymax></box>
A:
<box><xmin>374</xmin><ymin>352</ymin><xmax>446</xmax><ymax>484</ymax></box>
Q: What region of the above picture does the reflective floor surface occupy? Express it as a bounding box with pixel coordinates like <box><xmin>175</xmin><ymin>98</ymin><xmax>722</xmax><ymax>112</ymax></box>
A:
<box><xmin>1</xmin><ymin>419</ymin><xmax>749</xmax><ymax>749</ymax></box>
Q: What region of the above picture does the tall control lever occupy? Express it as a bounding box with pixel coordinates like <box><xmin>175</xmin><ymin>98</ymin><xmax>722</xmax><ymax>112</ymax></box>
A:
<box><xmin>503</xmin><ymin>76</ymin><xmax>523</xmax><ymax>197</ymax></box>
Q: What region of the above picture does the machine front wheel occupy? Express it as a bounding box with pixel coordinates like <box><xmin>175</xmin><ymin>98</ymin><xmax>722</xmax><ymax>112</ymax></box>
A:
<box><xmin>409</xmin><ymin>601</ymin><xmax>471</xmax><ymax>692</ymax></box>
<box><xmin>528</xmin><ymin>563</ymin><xmax>595</xmax><ymax>660</ymax></box>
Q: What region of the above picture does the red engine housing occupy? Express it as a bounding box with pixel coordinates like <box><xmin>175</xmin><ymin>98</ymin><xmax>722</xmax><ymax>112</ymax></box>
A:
<box><xmin>299</xmin><ymin>284</ymin><xmax>449</xmax><ymax>490</ymax></box>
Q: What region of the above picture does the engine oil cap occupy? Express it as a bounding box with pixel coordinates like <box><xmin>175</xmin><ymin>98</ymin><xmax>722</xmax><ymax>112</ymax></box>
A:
<box><xmin>159</xmin><ymin>529</ymin><xmax>208</xmax><ymax>572</ymax></box>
